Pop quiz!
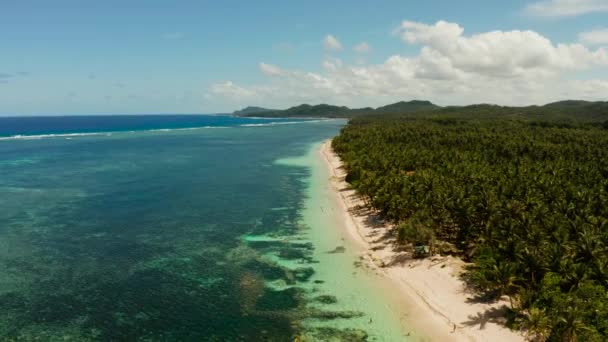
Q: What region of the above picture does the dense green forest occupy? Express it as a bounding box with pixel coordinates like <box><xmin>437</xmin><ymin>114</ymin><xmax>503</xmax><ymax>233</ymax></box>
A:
<box><xmin>332</xmin><ymin>105</ymin><xmax>608</xmax><ymax>341</ymax></box>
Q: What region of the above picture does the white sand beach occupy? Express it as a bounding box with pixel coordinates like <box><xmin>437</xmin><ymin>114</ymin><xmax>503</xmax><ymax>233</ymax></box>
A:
<box><xmin>320</xmin><ymin>140</ymin><xmax>525</xmax><ymax>342</ymax></box>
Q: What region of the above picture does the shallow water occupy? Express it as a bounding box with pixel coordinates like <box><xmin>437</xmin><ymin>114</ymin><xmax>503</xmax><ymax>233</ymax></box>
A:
<box><xmin>280</xmin><ymin>145</ymin><xmax>415</xmax><ymax>341</ymax></box>
<box><xmin>0</xmin><ymin>117</ymin><xmax>412</xmax><ymax>341</ymax></box>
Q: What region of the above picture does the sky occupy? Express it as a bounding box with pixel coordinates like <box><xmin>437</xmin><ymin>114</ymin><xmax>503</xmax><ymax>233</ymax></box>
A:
<box><xmin>1</xmin><ymin>0</ymin><xmax>608</xmax><ymax>115</ymax></box>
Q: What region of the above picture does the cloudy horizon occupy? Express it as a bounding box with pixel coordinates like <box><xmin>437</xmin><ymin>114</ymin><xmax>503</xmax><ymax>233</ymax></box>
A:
<box><xmin>1</xmin><ymin>0</ymin><xmax>607</xmax><ymax>114</ymax></box>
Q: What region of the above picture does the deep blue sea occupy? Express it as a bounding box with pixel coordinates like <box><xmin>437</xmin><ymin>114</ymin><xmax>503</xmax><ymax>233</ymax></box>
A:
<box><xmin>0</xmin><ymin>114</ymin><xmax>316</xmax><ymax>139</ymax></box>
<box><xmin>0</xmin><ymin>115</ymin><xmax>373</xmax><ymax>341</ymax></box>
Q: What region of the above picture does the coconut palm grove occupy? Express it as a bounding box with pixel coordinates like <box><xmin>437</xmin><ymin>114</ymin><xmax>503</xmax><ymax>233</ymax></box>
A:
<box><xmin>332</xmin><ymin>102</ymin><xmax>608</xmax><ymax>341</ymax></box>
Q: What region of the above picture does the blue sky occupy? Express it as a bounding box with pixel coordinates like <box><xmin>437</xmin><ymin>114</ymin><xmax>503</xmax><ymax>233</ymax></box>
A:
<box><xmin>1</xmin><ymin>0</ymin><xmax>607</xmax><ymax>115</ymax></box>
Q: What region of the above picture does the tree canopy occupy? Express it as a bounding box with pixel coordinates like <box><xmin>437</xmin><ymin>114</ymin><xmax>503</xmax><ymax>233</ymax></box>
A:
<box><xmin>333</xmin><ymin>112</ymin><xmax>608</xmax><ymax>341</ymax></box>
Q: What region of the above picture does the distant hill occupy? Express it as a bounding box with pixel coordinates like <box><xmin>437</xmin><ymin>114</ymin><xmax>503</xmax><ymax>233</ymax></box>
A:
<box><xmin>273</xmin><ymin>104</ymin><xmax>352</xmax><ymax>117</ymax></box>
<box><xmin>232</xmin><ymin>106</ymin><xmax>276</xmax><ymax>116</ymax></box>
<box><xmin>374</xmin><ymin>100</ymin><xmax>440</xmax><ymax>114</ymax></box>
<box><xmin>234</xmin><ymin>104</ymin><xmax>360</xmax><ymax>118</ymax></box>
<box><xmin>536</xmin><ymin>100</ymin><xmax>608</xmax><ymax>122</ymax></box>
<box><xmin>233</xmin><ymin>100</ymin><xmax>440</xmax><ymax>118</ymax></box>
<box><xmin>233</xmin><ymin>100</ymin><xmax>608</xmax><ymax>123</ymax></box>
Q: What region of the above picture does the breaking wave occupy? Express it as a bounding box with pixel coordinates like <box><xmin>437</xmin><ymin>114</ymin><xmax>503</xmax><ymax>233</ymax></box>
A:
<box><xmin>0</xmin><ymin>126</ymin><xmax>228</xmax><ymax>141</ymax></box>
<box><xmin>240</xmin><ymin>120</ymin><xmax>330</xmax><ymax>127</ymax></box>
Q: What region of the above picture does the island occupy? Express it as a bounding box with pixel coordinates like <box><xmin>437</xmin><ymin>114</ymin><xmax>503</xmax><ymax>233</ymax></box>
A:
<box><xmin>238</xmin><ymin>98</ymin><xmax>608</xmax><ymax>341</ymax></box>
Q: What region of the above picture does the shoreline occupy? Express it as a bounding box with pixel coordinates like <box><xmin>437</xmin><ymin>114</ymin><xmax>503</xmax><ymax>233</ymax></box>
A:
<box><xmin>293</xmin><ymin>144</ymin><xmax>415</xmax><ymax>341</ymax></box>
<box><xmin>319</xmin><ymin>140</ymin><xmax>525</xmax><ymax>342</ymax></box>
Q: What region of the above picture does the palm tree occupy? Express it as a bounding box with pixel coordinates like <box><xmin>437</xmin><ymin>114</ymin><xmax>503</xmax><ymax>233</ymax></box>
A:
<box><xmin>522</xmin><ymin>307</ymin><xmax>552</xmax><ymax>342</ymax></box>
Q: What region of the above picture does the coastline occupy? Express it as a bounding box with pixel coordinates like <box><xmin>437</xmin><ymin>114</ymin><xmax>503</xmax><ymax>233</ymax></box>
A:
<box><xmin>281</xmin><ymin>142</ymin><xmax>414</xmax><ymax>341</ymax></box>
<box><xmin>320</xmin><ymin>139</ymin><xmax>525</xmax><ymax>342</ymax></box>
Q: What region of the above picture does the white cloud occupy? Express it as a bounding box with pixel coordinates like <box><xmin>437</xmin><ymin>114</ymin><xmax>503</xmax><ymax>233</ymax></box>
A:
<box><xmin>399</xmin><ymin>20</ymin><xmax>608</xmax><ymax>77</ymax></box>
<box><xmin>322</xmin><ymin>57</ymin><xmax>344</xmax><ymax>72</ymax></box>
<box><xmin>353</xmin><ymin>42</ymin><xmax>371</xmax><ymax>53</ymax></box>
<box><xmin>208</xmin><ymin>20</ymin><xmax>608</xmax><ymax>108</ymax></box>
<box><xmin>525</xmin><ymin>0</ymin><xmax>608</xmax><ymax>17</ymax></box>
<box><xmin>209</xmin><ymin>81</ymin><xmax>257</xmax><ymax>98</ymax></box>
<box><xmin>570</xmin><ymin>79</ymin><xmax>608</xmax><ymax>96</ymax></box>
<box><xmin>259</xmin><ymin>63</ymin><xmax>284</xmax><ymax>76</ymax></box>
<box><xmin>323</xmin><ymin>35</ymin><xmax>343</xmax><ymax>51</ymax></box>
<box><xmin>580</xmin><ymin>28</ymin><xmax>608</xmax><ymax>45</ymax></box>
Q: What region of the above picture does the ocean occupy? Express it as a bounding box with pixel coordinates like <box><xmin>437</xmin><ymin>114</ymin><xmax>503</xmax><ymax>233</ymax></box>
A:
<box><xmin>0</xmin><ymin>115</ymin><xmax>410</xmax><ymax>341</ymax></box>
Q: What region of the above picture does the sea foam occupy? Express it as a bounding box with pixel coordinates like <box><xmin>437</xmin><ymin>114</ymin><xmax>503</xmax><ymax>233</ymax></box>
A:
<box><xmin>240</xmin><ymin>120</ymin><xmax>330</xmax><ymax>127</ymax></box>
<box><xmin>0</xmin><ymin>126</ymin><xmax>229</xmax><ymax>141</ymax></box>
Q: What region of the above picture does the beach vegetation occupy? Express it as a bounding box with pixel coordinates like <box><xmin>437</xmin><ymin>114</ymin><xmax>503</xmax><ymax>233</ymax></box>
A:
<box><xmin>332</xmin><ymin>104</ymin><xmax>608</xmax><ymax>340</ymax></box>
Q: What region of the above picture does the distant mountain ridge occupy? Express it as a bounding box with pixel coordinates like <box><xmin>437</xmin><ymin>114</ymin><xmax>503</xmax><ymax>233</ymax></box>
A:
<box><xmin>233</xmin><ymin>99</ymin><xmax>608</xmax><ymax>122</ymax></box>
<box><xmin>232</xmin><ymin>106</ymin><xmax>276</xmax><ymax>116</ymax></box>
<box><xmin>233</xmin><ymin>100</ymin><xmax>439</xmax><ymax>118</ymax></box>
<box><xmin>374</xmin><ymin>100</ymin><xmax>439</xmax><ymax>114</ymax></box>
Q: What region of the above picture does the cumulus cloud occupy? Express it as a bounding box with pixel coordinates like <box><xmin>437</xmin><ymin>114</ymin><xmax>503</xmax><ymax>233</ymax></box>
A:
<box><xmin>353</xmin><ymin>42</ymin><xmax>371</xmax><ymax>53</ymax></box>
<box><xmin>399</xmin><ymin>20</ymin><xmax>608</xmax><ymax>77</ymax></box>
<box><xmin>569</xmin><ymin>79</ymin><xmax>608</xmax><ymax>99</ymax></box>
<box><xmin>580</xmin><ymin>28</ymin><xmax>608</xmax><ymax>45</ymax></box>
<box><xmin>208</xmin><ymin>20</ymin><xmax>608</xmax><ymax>108</ymax></box>
<box><xmin>323</xmin><ymin>35</ymin><xmax>343</xmax><ymax>51</ymax></box>
<box><xmin>525</xmin><ymin>0</ymin><xmax>608</xmax><ymax>17</ymax></box>
<box><xmin>259</xmin><ymin>63</ymin><xmax>284</xmax><ymax>76</ymax></box>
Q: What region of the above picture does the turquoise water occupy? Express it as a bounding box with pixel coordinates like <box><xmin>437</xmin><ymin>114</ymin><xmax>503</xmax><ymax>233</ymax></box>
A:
<box><xmin>278</xmin><ymin>147</ymin><xmax>414</xmax><ymax>341</ymax></box>
<box><xmin>0</xmin><ymin>118</ymin><xmax>411</xmax><ymax>341</ymax></box>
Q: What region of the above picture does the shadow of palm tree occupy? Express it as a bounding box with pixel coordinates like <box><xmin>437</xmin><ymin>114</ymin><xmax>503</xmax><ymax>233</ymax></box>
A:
<box><xmin>465</xmin><ymin>290</ymin><xmax>501</xmax><ymax>304</ymax></box>
<box><xmin>371</xmin><ymin>228</ymin><xmax>395</xmax><ymax>244</ymax></box>
<box><xmin>385</xmin><ymin>252</ymin><xmax>414</xmax><ymax>267</ymax></box>
<box><xmin>461</xmin><ymin>306</ymin><xmax>509</xmax><ymax>330</ymax></box>
<box><xmin>363</xmin><ymin>214</ymin><xmax>386</xmax><ymax>229</ymax></box>
<box><xmin>338</xmin><ymin>186</ymin><xmax>353</xmax><ymax>192</ymax></box>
